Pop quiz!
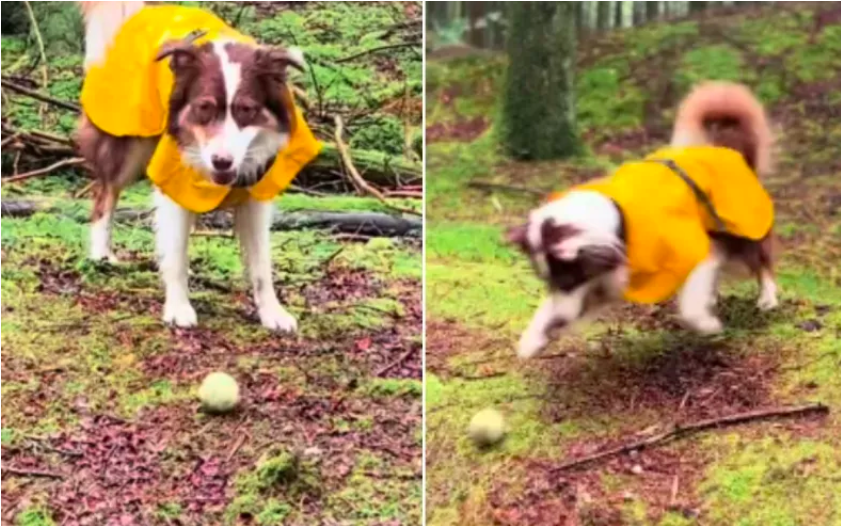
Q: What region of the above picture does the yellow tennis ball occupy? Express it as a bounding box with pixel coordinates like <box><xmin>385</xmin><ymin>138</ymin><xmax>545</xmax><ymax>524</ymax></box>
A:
<box><xmin>468</xmin><ymin>408</ymin><xmax>505</xmax><ymax>447</ymax></box>
<box><xmin>198</xmin><ymin>372</ymin><xmax>240</xmax><ymax>413</ymax></box>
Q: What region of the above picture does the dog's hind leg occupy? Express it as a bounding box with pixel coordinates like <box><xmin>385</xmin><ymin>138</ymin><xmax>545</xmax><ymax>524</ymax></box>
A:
<box><xmin>154</xmin><ymin>190</ymin><xmax>197</xmax><ymax>327</ymax></box>
<box><xmin>755</xmin><ymin>234</ymin><xmax>779</xmax><ymax>311</ymax></box>
<box><xmin>78</xmin><ymin>121</ymin><xmax>155</xmax><ymax>262</ymax></box>
<box><xmin>235</xmin><ymin>199</ymin><xmax>297</xmax><ymax>333</ymax></box>
<box><xmin>518</xmin><ymin>284</ymin><xmax>590</xmax><ymax>359</ymax></box>
<box><xmin>679</xmin><ymin>251</ymin><xmax>725</xmax><ymax>335</ymax></box>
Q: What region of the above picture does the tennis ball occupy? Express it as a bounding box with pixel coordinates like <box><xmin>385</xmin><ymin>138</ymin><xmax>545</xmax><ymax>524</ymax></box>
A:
<box><xmin>198</xmin><ymin>372</ymin><xmax>240</xmax><ymax>413</ymax></box>
<box><xmin>468</xmin><ymin>408</ymin><xmax>505</xmax><ymax>447</ymax></box>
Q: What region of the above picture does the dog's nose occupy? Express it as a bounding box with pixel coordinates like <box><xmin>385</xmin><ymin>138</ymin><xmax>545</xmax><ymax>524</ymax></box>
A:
<box><xmin>211</xmin><ymin>155</ymin><xmax>233</xmax><ymax>171</ymax></box>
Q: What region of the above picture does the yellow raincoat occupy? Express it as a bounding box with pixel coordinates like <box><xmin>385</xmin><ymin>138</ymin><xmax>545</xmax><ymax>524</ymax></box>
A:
<box><xmin>549</xmin><ymin>146</ymin><xmax>774</xmax><ymax>304</ymax></box>
<box><xmin>80</xmin><ymin>5</ymin><xmax>322</xmax><ymax>213</ymax></box>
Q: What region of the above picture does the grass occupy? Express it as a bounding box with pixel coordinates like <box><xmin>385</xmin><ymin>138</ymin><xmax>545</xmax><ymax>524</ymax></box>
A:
<box><xmin>426</xmin><ymin>3</ymin><xmax>841</xmax><ymax>524</ymax></box>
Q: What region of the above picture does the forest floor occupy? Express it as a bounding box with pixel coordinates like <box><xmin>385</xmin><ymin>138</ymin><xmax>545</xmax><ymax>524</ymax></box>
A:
<box><xmin>426</xmin><ymin>4</ymin><xmax>841</xmax><ymax>526</ymax></box>
<box><xmin>1</xmin><ymin>2</ymin><xmax>422</xmax><ymax>525</ymax></box>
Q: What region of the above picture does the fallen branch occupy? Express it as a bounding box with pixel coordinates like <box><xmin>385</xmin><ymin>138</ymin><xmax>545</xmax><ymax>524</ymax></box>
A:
<box><xmin>333</xmin><ymin>115</ymin><xmax>420</xmax><ymax>216</ymax></box>
<box><xmin>0</xmin><ymin>79</ymin><xmax>81</xmax><ymax>113</ymax></box>
<box><xmin>0</xmin><ymin>201</ymin><xmax>422</xmax><ymax>238</ymax></box>
<box><xmin>3</xmin><ymin>466</ymin><xmax>64</xmax><ymax>479</ymax></box>
<box><xmin>308</xmin><ymin>143</ymin><xmax>422</xmax><ymax>188</ymax></box>
<box><xmin>468</xmin><ymin>180</ymin><xmax>545</xmax><ymax>196</ymax></box>
<box><xmin>335</xmin><ymin>41</ymin><xmax>421</xmax><ymax>63</ymax></box>
<box><xmin>2</xmin><ymin>157</ymin><xmax>85</xmax><ymax>183</ymax></box>
<box><xmin>553</xmin><ymin>403</ymin><xmax>829</xmax><ymax>472</ymax></box>
<box><xmin>375</xmin><ymin>348</ymin><xmax>415</xmax><ymax>377</ymax></box>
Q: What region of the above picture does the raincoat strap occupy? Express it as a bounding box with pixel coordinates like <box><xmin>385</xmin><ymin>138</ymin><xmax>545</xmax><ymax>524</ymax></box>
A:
<box><xmin>644</xmin><ymin>158</ymin><xmax>727</xmax><ymax>233</ymax></box>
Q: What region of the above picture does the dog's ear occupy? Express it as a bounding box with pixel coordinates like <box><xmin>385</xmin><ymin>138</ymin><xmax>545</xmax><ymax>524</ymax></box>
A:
<box><xmin>506</xmin><ymin>224</ymin><xmax>530</xmax><ymax>252</ymax></box>
<box><xmin>155</xmin><ymin>30</ymin><xmax>208</xmax><ymax>71</ymax></box>
<box><xmin>256</xmin><ymin>47</ymin><xmax>306</xmax><ymax>81</ymax></box>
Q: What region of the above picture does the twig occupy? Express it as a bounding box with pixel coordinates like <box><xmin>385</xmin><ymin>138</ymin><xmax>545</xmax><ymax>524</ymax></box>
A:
<box><xmin>322</xmin><ymin>246</ymin><xmax>345</xmax><ymax>268</ymax></box>
<box><xmin>384</xmin><ymin>190</ymin><xmax>422</xmax><ymax>199</ymax></box>
<box><xmin>1</xmin><ymin>134</ymin><xmax>19</xmax><ymax>148</ymax></box>
<box><xmin>333</xmin><ymin>115</ymin><xmax>420</xmax><ymax>216</ymax></box>
<box><xmin>3</xmin><ymin>157</ymin><xmax>85</xmax><ymax>183</ymax></box>
<box><xmin>3</xmin><ymin>466</ymin><xmax>64</xmax><ymax>479</ymax></box>
<box><xmin>669</xmin><ymin>475</ymin><xmax>680</xmax><ymax>506</ymax></box>
<box><xmin>553</xmin><ymin>403</ymin><xmax>829</xmax><ymax>472</ymax></box>
<box><xmin>0</xmin><ymin>80</ymin><xmax>80</xmax><ymax>113</ymax></box>
<box><xmin>225</xmin><ymin>433</ymin><xmax>248</xmax><ymax>462</ymax></box>
<box><xmin>375</xmin><ymin>349</ymin><xmax>415</xmax><ymax>377</ymax></box>
<box><xmin>23</xmin><ymin>0</ymin><xmax>49</xmax><ymax>117</ymax></box>
<box><xmin>335</xmin><ymin>41</ymin><xmax>421</xmax><ymax>63</ymax></box>
<box><xmin>73</xmin><ymin>180</ymin><xmax>96</xmax><ymax>198</ymax></box>
<box><xmin>467</xmin><ymin>180</ymin><xmax>545</xmax><ymax>196</ymax></box>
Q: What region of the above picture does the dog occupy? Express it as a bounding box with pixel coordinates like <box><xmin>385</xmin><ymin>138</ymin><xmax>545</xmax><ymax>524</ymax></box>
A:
<box><xmin>508</xmin><ymin>82</ymin><xmax>778</xmax><ymax>359</ymax></box>
<box><xmin>75</xmin><ymin>2</ymin><xmax>322</xmax><ymax>331</ymax></box>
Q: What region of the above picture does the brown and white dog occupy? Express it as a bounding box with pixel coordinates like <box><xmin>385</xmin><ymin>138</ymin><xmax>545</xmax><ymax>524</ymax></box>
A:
<box><xmin>508</xmin><ymin>83</ymin><xmax>779</xmax><ymax>358</ymax></box>
<box><xmin>76</xmin><ymin>1</ymin><xmax>308</xmax><ymax>331</ymax></box>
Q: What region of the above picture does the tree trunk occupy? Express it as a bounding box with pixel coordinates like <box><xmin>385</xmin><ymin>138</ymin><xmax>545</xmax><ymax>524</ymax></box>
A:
<box><xmin>597</xmin><ymin>1</ymin><xmax>613</xmax><ymax>30</ymax></box>
<box><xmin>614</xmin><ymin>1</ymin><xmax>624</xmax><ymax>28</ymax></box>
<box><xmin>467</xmin><ymin>1</ymin><xmax>486</xmax><ymax>48</ymax></box>
<box><xmin>501</xmin><ymin>2</ymin><xmax>578</xmax><ymax>161</ymax></box>
<box><xmin>646</xmin><ymin>1</ymin><xmax>660</xmax><ymax>21</ymax></box>
<box><xmin>689</xmin><ymin>1</ymin><xmax>708</xmax><ymax>14</ymax></box>
<box><xmin>633</xmin><ymin>2</ymin><xmax>646</xmax><ymax>25</ymax></box>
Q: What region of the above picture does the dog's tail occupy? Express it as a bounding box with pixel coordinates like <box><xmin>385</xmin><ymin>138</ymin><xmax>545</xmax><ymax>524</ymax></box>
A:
<box><xmin>671</xmin><ymin>82</ymin><xmax>774</xmax><ymax>176</ymax></box>
<box><xmin>78</xmin><ymin>1</ymin><xmax>144</xmax><ymax>71</ymax></box>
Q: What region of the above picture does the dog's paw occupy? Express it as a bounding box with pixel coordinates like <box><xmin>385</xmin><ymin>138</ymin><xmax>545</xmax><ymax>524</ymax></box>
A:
<box><xmin>683</xmin><ymin>314</ymin><xmax>723</xmax><ymax>335</ymax></box>
<box><xmin>757</xmin><ymin>293</ymin><xmax>779</xmax><ymax>311</ymax></box>
<box><xmin>163</xmin><ymin>301</ymin><xmax>197</xmax><ymax>328</ymax></box>
<box><xmin>259</xmin><ymin>305</ymin><xmax>297</xmax><ymax>333</ymax></box>
<box><xmin>517</xmin><ymin>331</ymin><xmax>547</xmax><ymax>359</ymax></box>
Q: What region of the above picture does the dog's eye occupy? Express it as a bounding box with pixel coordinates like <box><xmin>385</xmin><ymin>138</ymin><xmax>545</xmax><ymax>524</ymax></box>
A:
<box><xmin>192</xmin><ymin>100</ymin><xmax>217</xmax><ymax>125</ymax></box>
<box><xmin>234</xmin><ymin>103</ymin><xmax>259</xmax><ymax>125</ymax></box>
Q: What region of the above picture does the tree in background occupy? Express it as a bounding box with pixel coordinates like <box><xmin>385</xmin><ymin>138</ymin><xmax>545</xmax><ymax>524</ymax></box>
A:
<box><xmin>501</xmin><ymin>2</ymin><xmax>579</xmax><ymax>160</ymax></box>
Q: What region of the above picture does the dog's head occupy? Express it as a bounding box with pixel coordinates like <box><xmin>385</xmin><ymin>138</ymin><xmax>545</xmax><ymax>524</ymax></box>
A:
<box><xmin>156</xmin><ymin>35</ymin><xmax>304</xmax><ymax>187</ymax></box>
<box><xmin>507</xmin><ymin>191</ymin><xmax>628</xmax><ymax>293</ymax></box>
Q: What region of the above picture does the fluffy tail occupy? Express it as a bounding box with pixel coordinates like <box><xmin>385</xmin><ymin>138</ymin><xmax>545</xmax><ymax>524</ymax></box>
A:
<box><xmin>78</xmin><ymin>1</ymin><xmax>144</xmax><ymax>71</ymax></box>
<box><xmin>671</xmin><ymin>82</ymin><xmax>774</xmax><ymax>176</ymax></box>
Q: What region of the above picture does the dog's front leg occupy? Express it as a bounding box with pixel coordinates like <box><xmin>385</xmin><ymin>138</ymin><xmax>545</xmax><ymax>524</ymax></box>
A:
<box><xmin>679</xmin><ymin>252</ymin><xmax>724</xmax><ymax>334</ymax></box>
<box><xmin>235</xmin><ymin>199</ymin><xmax>297</xmax><ymax>333</ymax></box>
<box><xmin>154</xmin><ymin>191</ymin><xmax>197</xmax><ymax>327</ymax></box>
<box><xmin>518</xmin><ymin>285</ymin><xmax>589</xmax><ymax>359</ymax></box>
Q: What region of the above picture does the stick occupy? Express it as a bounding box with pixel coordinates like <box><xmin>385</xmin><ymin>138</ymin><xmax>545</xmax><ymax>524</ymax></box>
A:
<box><xmin>0</xmin><ymin>80</ymin><xmax>80</xmax><ymax>113</ymax></box>
<box><xmin>333</xmin><ymin>115</ymin><xmax>420</xmax><ymax>216</ymax></box>
<box><xmin>73</xmin><ymin>180</ymin><xmax>96</xmax><ymax>198</ymax></box>
<box><xmin>553</xmin><ymin>403</ymin><xmax>829</xmax><ymax>472</ymax></box>
<box><xmin>375</xmin><ymin>349</ymin><xmax>415</xmax><ymax>377</ymax></box>
<box><xmin>23</xmin><ymin>0</ymin><xmax>49</xmax><ymax>116</ymax></box>
<box><xmin>225</xmin><ymin>433</ymin><xmax>248</xmax><ymax>462</ymax></box>
<box><xmin>335</xmin><ymin>41</ymin><xmax>421</xmax><ymax>63</ymax></box>
<box><xmin>1</xmin><ymin>134</ymin><xmax>19</xmax><ymax>148</ymax></box>
<box><xmin>3</xmin><ymin>466</ymin><xmax>64</xmax><ymax>479</ymax></box>
<box><xmin>3</xmin><ymin>157</ymin><xmax>85</xmax><ymax>183</ymax></box>
<box><xmin>467</xmin><ymin>181</ymin><xmax>545</xmax><ymax>196</ymax></box>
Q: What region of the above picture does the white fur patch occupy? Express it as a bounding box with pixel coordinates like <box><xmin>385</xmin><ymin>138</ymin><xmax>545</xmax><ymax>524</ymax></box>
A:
<box><xmin>154</xmin><ymin>190</ymin><xmax>197</xmax><ymax>327</ymax></box>
<box><xmin>90</xmin><ymin>213</ymin><xmax>115</xmax><ymax>261</ymax></box>
<box><xmin>82</xmin><ymin>1</ymin><xmax>144</xmax><ymax>70</ymax></box>
<box><xmin>285</xmin><ymin>47</ymin><xmax>306</xmax><ymax>69</ymax></box>
<box><xmin>234</xmin><ymin>199</ymin><xmax>296</xmax><ymax>332</ymax></box>
<box><xmin>678</xmin><ymin>251</ymin><xmax>724</xmax><ymax>334</ymax></box>
<box><xmin>195</xmin><ymin>40</ymin><xmax>285</xmax><ymax>182</ymax></box>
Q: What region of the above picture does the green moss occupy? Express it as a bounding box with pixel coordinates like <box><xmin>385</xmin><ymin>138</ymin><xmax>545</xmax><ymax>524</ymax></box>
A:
<box><xmin>675</xmin><ymin>45</ymin><xmax>745</xmax><ymax>92</ymax></box>
<box><xmin>426</xmin><ymin>260</ymin><xmax>541</xmax><ymax>330</ymax></box>
<box><xmin>362</xmin><ymin>378</ymin><xmax>422</xmax><ymax>399</ymax></box>
<box><xmin>577</xmin><ymin>66</ymin><xmax>645</xmax><ymax>135</ymax></box>
<box><xmin>427</xmin><ymin>223</ymin><xmax>518</xmax><ymax>264</ymax></box>
<box><xmin>15</xmin><ymin>506</ymin><xmax>55</xmax><ymax>526</ymax></box>
<box><xmin>701</xmin><ymin>436</ymin><xmax>841</xmax><ymax>525</ymax></box>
